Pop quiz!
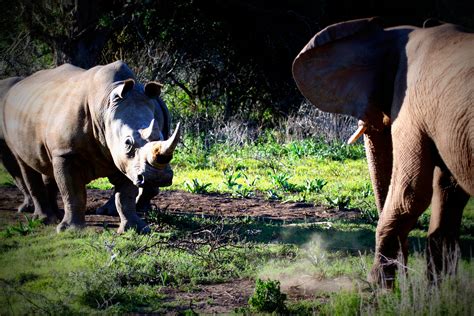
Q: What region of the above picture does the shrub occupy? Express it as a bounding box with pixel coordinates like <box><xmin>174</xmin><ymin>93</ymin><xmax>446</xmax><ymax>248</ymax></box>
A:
<box><xmin>248</xmin><ymin>278</ymin><xmax>287</xmax><ymax>313</ymax></box>
<box><xmin>325</xmin><ymin>195</ymin><xmax>351</xmax><ymax>210</ymax></box>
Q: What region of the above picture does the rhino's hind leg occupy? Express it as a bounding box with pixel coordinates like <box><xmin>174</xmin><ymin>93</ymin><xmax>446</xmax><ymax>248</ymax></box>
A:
<box><xmin>53</xmin><ymin>156</ymin><xmax>86</xmax><ymax>232</ymax></box>
<box><xmin>0</xmin><ymin>142</ymin><xmax>34</xmax><ymax>213</ymax></box>
<box><xmin>97</xmin><ymin>185</ymin><xmax>159</xmax><ymax>216</ymax></box>
<box><xmin>113</xmin><ymin>176</ymin><xmax>149</xmax><ymax>233</ymax></box>
<box><xmin>16</xmin><ymin>159</ymin><xmax>58</xmax><ymax>224</ymax></box>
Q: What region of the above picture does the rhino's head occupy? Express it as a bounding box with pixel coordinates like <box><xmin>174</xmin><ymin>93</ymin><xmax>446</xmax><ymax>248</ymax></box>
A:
<box><xmin>104</xmin><ymin>79</ymin><xmax>180</xmax><ymax>187</ymax></box>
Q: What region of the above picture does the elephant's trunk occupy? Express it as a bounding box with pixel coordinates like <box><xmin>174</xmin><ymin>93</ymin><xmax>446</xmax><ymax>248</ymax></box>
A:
<box><xmin>364</xmin><ymin>127</ymin><xmax>393</xmax><ymax>213</ymax></box>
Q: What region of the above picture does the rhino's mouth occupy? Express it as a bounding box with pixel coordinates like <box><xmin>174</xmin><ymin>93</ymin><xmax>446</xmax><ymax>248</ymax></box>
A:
<box><xmin>135</xmin><ymin>174</ymin><xmax>145</xmax><ymax>187</ymax></box>
<box><xmin>137</xmin><ymin>161</ymin><xmax>173</xmax><ymax>187</ymax></box>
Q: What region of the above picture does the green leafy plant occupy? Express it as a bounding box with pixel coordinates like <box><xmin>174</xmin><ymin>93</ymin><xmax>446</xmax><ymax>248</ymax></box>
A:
<box><xmin>184</xmin><ymin>178</ymin><xmax>212</xmax><ymax>194</ymax></box>
<box><xmin>270</xmin><ymin>172</ymin><xmax>298</xmax><ymax>192</ymax></box>
<box><xmin>223</xmin><ymin>170</ymin><xmax>242</xmax><ymax>190</ymax></box>
<box><xmin>359</xmin><ymin>182</ymin><xmax>373</xmax><ymax>198</ymax></box>
<box><xmin>360</xmin><ymin>207</ymin><xmax>379</xmax><ymax>224</ymax></box>
<box><xmin>304</xmin><ymin>178</ymin><xmax>327</xmax><ymax>193</ymax></box>
<box><xmin>266</xmin><ymin>189</ymin><xmax>282</xmax><ymax>200</ymax></box>
<box><xmin>325</xmin><ymin>195</ymin><xmax>351</xmax><ymax>210</ymax></box>
<box><xmin>234</xmin><ymin>185</ymin><xmax>254</xmax><ymax>198</ymax></box>
<box><xmin>1</xmin><ymin>215</ymin><xmax>43</xmax><ymax>237</ymax></box>
<box><xmin>248</xmin><ymin>278</ymin><xmax>287</xmax><ymax>313</ymax></box>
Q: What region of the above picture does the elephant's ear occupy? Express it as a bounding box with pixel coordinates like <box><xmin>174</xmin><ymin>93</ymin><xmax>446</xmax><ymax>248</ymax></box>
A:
<box><xmin>292</xmin><ymin>18</ymin><xmax>388</xmax><ymax>123</ymax></box>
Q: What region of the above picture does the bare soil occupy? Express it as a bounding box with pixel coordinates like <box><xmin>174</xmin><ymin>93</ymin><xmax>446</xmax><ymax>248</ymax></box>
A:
<box><xmin>0</xmin><ymin>186</ymin><xmax>361</xmax><ymax>313</ymax></box>
<box><xmin>0</xmin><ymin>186</ymin><xmax>360</xmax><ymax>229</ymax></box>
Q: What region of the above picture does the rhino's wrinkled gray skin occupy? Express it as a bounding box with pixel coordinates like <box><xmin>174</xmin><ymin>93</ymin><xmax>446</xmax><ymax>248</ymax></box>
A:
<box><xmin>97</xmin><ymin>97</ymin><xmax>172</xmax><ymax>216</ymax></box>
<box><xmin>0</xmin><ymin>77</ymin><xmax>35</xmax><ymax>213</ymax></box>
<box><xmin>1</xmin><ymin>61</ymin><xmax>180</xmax><ymax>233</ymax></box>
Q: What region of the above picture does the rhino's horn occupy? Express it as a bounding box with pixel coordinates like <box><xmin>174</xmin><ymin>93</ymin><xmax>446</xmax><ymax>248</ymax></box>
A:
<box><xmin>147</xmin><ymin>122</ymin><xmax>181</xmax><ymax>168</ymax></box>
<box><xmin>140</xmin><ymin>119</ymin><xmax>156</xmax><ymax>140</ymax></box>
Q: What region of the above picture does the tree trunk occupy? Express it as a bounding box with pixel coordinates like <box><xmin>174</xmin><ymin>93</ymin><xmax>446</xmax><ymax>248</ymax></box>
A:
<box><xmin>52</xmin><ymin>0</ymin><xmax>110</xmax><ymax>68</ymax></box>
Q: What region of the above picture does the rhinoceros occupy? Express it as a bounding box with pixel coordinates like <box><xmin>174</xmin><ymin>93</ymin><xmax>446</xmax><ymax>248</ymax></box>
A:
<box><xmin>0</xmin><ymin>76</ymin><xmax>35</xmax><ymax>213</ymax></box>
<box><xmin>1</xmin><ymin>75</ymin><xmax>168</xmax><ymax>218</ymax></box>
<box><xmin>1</xmin><ymin>61</ymin><xmax>180</xmax><ymax>233</ymax></box>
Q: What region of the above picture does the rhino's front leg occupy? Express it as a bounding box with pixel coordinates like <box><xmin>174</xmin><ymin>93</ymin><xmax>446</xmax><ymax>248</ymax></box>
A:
<box><xmin>53</xmin><ymin>156</ymin><xmax>87</xmax><ymax>232</ymax></box>
<box><xmin>136</xmin><ymin>186</ymin><xmax>160</xmax><ymax>213</ymax></box>
<box><xmin>114</xmin><ymin>178</ymin><xmax>150</xmax><ymax>233</ymax></box>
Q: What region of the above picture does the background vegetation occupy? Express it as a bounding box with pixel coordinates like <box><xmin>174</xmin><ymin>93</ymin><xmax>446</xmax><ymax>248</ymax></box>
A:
<box><xmin>1</xmin><ymin>0</ymin><xmax>473</xmax><ymax>314</ymax></box>
<box><xmin>1</xmin><ymin>0</ymin><xmax>473</xmax><ymax>139</ymax></box>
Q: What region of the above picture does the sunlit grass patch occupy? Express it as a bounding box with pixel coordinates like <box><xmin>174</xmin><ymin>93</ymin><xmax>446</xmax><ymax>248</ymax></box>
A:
<box><xmin>0</xmin><ymin>165</ymin><xmax>14</xmax><ymax>187</ymax></box>
<box><xmin>87</xmin><ymin>177</ymin><xmax>114</xmax><ymax>190</ymax></box>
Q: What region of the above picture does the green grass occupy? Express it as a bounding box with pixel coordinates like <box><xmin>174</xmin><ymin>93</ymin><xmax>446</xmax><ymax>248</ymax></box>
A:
<box><xmin>168</xmin><ymin>137</ymin><xmax>376</xmax><ymax>212</ymax></box>
<box><xmin>0</xmin><ymin>221</ymin><xmax>285</xmax><ymax>314</ymax></box>
<box><xmin>0</xmin><ymin>165</ymin><xmax>14</xmax><ymax>187</ymax></box>
<box><xmin>1</xmin><ymin>214</ymin><xmax>472</xmax><ymax>314</ymax></box>
<box><xmin>0</xmin><ymin>137</ymin><xmax>473</xmax><ymax>314</ymax></box>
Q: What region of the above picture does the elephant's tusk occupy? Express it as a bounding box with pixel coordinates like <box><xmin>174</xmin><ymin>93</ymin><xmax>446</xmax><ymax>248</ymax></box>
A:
<box><xmin>347</xmin><ymin>124</ymin><xmax>367</xmax><ymax>144</ymax></box>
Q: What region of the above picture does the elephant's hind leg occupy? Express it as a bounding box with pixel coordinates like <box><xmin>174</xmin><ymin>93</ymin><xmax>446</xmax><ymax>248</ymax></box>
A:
<box><xmin>370</xmin><ymin>124</ymin><xmax>435</xmax><ymax>287</ymax></box>
<box><xmin>427</xmin><ymin>166</ymin><xmax>468</xmax><ymax>283</ymax></box>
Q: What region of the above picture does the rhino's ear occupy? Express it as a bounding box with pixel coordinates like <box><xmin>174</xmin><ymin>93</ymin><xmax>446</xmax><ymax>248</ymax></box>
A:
<box><xmin>110</xmin><ymin>79</ymin><xmax>134</xmax><ymax>102</ymax></box>
<box><xmin>117</xmin><ymin>79</ymin><xmax>135</xmax><ymax>99</ymax></box>
<box><xmin>145</xmin><ymin>81</ymin><xmax>163</xmax><ymax>98</ymax></box>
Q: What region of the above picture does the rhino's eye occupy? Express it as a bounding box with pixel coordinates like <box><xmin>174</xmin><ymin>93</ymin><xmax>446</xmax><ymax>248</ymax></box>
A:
<box><xmin>124</xmin><ymin>137</ymin><xmax>134</xmax><ymax>155</ymax></box>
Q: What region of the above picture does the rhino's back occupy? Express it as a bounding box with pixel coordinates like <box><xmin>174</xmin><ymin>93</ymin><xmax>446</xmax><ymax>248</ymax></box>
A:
<box><xmin>5</xmin><ymin>64</ymin><xmax>88</xmax><ymax>130</ymax></box>
<box><xmin>3</xmin><ymin>61</ymin><xmax>136</xmax><ymax>175</ymax></box>
<box><xmin>3</xmin><ymin>65</ymin><xmax>97</xmax><ymax>173</ymax></box>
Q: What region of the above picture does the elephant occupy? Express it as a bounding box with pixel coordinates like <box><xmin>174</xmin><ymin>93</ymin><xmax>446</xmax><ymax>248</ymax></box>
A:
<box><xmin>292</xmin><ymin>18</ymin><xmax>473</xmax><ymax>286</ymax></box>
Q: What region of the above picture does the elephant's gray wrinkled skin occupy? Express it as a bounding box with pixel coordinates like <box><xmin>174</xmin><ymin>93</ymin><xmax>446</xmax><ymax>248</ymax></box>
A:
<box><xmin>293</xmin><ymin>18</ymin><xmax>473</xmax><ymax>286</ymax></box>
<box><xmin>1</xmin><ymin>61</ymin><xmax>180</xmax><ymax>233</ymax></box>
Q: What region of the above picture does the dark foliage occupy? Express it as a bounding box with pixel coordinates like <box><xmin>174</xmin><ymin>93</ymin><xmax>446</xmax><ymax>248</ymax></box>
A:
<box><xmin>1</xmin><ymin>0</ymin><xmax>473</xmax><ymax>126</ymax></box>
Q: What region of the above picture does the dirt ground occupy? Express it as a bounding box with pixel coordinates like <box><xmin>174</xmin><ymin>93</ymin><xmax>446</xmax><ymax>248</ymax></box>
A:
<box><xmin>0</xmin><ymin>186</ymin><xmax>360</xmax><ymax>229</ymax></box>
<box><xmin>0</xmin><ymin>186</ymin><xmax>361</xmax><ymax>313</ymax></box>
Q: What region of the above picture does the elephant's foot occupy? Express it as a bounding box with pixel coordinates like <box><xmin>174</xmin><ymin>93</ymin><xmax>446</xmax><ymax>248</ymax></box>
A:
<box><xmin>117</xmin><ymin>217</ymin><xmax>150</xmax><ymax>234</ymax></box>
<box><xmin>368</xmin><ymin>261</ymin><xmax>396</xmax><ymax>289</ymax></box>
<box><xmin>17</xmin><ymin>200</ymin><xmax>34</xmax><ymax>213</ymax></box>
